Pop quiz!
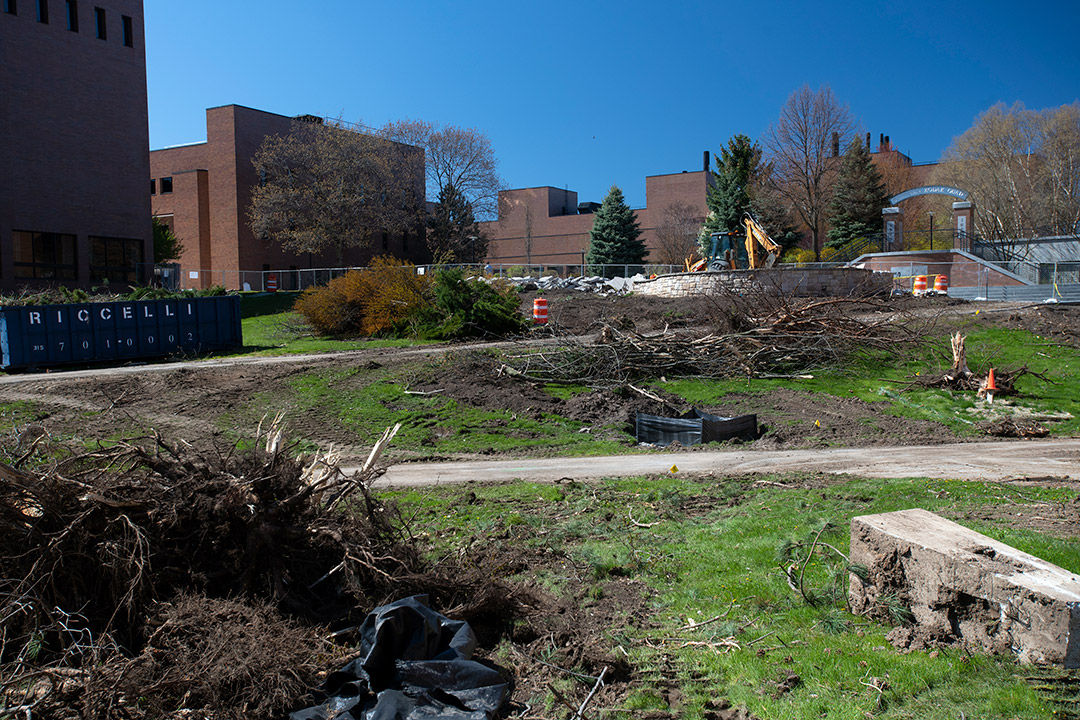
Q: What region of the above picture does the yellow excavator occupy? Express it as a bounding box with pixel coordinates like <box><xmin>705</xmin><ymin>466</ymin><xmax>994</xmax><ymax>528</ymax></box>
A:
<box><xmin>686</xmin><ymin>214</ymin><xmax>782</xmax><ymax>272</ymax></box>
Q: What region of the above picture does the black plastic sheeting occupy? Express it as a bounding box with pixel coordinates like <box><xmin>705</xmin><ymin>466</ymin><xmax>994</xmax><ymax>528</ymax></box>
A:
<box><xmin>635</xmin><ymin>408</ymin><xmax>757</xmax><ymax>446</ymax></box>
<box><xmin>290</xmin><ymin>596</ymin><xmax>507</xmax><ymax>720</ymax></box>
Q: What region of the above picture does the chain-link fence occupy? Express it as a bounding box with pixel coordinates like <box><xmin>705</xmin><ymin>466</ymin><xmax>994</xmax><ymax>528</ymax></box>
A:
<box><xmin>159</xmin><ymin>263</ymin><xmax>690</xmax><ymax>292</ymax></box>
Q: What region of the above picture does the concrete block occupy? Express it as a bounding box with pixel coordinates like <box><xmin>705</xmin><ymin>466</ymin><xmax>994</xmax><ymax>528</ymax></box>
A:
<box><xmin>849</xmin><ymin>508</ymin><xmax>1080</xmax><ymax>667</ymax></box>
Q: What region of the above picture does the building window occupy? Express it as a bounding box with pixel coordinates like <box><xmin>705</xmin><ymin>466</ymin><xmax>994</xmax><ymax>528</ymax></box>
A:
<box><xmin>121</xmin><ymin>13</ymin><xmax>131</xmax><ymax>46</ymax></box>
<box><xmin>160</xmin><ymin>176</ymin><xmax>173</xmax><ymax>194</ymax></box>
<box><xmin>13</xmin><ymin>230</ymin><xmax>78</xmax><ymax>280</ymax></box>
<box><xmin>90</xmin><ymin>236</ymin><xmax>143</xmax><ymax>283</ymax></box>
<box><xmin>65</xmin><ymin>0</ymin><xmax>76</xmax><ymax>30</ymax></box>
<box><xmin>93</xmin><ymin>5</ymin><xmax>104</xmax><ymax>39</ymax></box>
<box><xmin>149</xmin><ymin>179</ymin><xmax>156</xmax><ymax>195</ymax></box>
<box><xmin>3</xmin><ymin>0</ymin><xmax>16</xmax><ymax>16</ymax></box>
<box><xmin>36</xmin><ymin>0</ymin><xmax>46</xmax><ymax>23</ymax></box>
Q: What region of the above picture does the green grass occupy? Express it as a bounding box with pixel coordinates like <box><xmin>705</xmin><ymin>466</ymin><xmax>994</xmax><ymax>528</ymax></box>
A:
<box><xmin>220</xmin><ymin>323</ymin><xmax>1080</xmax><ymax>457</ymax></box>
<box><xmin>233</xmin><ymin>364</ymin><xmax>636</xmax><ymax>458</ymax></box>
<box><xmin>382</xmin><ymin>475</ymin><xmax>1080</xmax><ymax>719</ymax></box>
<box><xmin>236</xmin><ymin>310</ymin><xmax>421</xmax><ymax>357</ymax></box>
<box><xmin>238</xmin><ymin>291</ymin><xmax>302</xmax><ymax>318</ymax></box>
<box><xmin>0</xmin><ymin>400</ymin><xmax>44</xmax><ymax>429</ymax></box>
<box><xmin>657</xmin><ymin>326</ymin><xmax>1080</xmax><ymax>437</ymax></box>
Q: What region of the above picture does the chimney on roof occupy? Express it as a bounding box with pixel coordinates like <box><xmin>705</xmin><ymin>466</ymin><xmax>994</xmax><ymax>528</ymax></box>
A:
<box><xmin>832</xmin><ymin>132</ymin><xmax>840</xmax><ymax>158</ymax></box>
<box><xmin>866</xmin><ymin>132</ymin><xmax>871</xmax><ymax>151</ymax></box>
<box><xmin>703</xmin><ymin>150</ymin><xmax>710</xmax><ymax>172</ymax></box>
<box><xmin>879</xmin><ymin>133</ymin><xmax>884</xmax><ymax>151</ymax></box>
<box><xmin>885</xmin><ymin>135</ymin><xmax>891</xmax><ymax>151</ymax></box>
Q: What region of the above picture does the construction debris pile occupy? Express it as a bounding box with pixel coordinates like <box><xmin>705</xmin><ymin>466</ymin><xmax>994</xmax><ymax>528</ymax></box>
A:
<box><xmin>0</xmin><ymin>421</ymin><xmax>512</xmax><ymax>719</ymax></box>
<box><xmin>507</xmin><ymin>273</ymin><xmax>650</xmax><ymax>295</ymax></box>
<box><xmin>504</xmin><ymin>295</ymin><xmax>920</xmax><ymax>386</ymax></box>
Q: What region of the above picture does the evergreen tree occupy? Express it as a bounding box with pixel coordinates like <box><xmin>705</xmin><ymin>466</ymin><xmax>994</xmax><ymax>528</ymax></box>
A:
<box><xmin>586</xmin><ymin>185</ymin><xmax>645</xmax><ymax>274</ymax></box>
<box><xmin>826</xmin><ymin>137</ymin><xmax>889</xmax><ymax>249</ymax></box>
<box><xmin>427</xmin><ymin>182</ymin><xmax>486</xmax><ymax>263</ymax></box>
<box><xmin>699</xmin><ymin>135</ymin><xmax>766</xmax><ymax>259</ymax></box>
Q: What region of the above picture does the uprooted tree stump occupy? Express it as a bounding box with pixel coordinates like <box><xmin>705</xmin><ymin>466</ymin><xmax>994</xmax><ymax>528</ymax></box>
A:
<box><xmin>906</xmin><ymin>331</ymin><xmax>1051</xmax><ymax>397</ymax></box>
<box><xmin>0</xmin><ymin>418</ymin><xmax>522</xmax><ymax>719</ymax></box>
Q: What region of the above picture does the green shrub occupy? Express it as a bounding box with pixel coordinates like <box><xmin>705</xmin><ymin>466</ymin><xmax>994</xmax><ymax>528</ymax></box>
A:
<box><xmin>293</xmin><ymin>263</ymin><xmax>525</xmax><ymax>340</ymax></box>
<box><xmin>417</xmin><ymin>268</ymin><xmax>527</xmax><ymax>340</ymax></box>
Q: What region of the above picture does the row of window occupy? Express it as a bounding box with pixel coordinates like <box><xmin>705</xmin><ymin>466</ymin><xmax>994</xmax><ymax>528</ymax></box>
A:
<box><xmin>3</xmin><ymin>0</ymin><xmax>134</xmax><ymax>48</ymax></box>
<box><xmin>150</xmin><ymin>176</ymin><xmax>172</xmax><ymax>196</ymax></box>
<box><xmin>11</xmin><ymin>230</ymin><xmax>144</xmax><ymax>282</ymax></box>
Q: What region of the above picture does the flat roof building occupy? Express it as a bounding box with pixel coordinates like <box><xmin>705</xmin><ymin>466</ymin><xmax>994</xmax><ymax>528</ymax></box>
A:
<box><xmin>150</xmin><ymin>105</ymin><xmax>428</xmax><ymax>291</ymax></box>
<box><xmin>0</xmin><ymin>0</ymin><xmax>153</xmax><ymax>291</ymax></box>
<box><xmin>481</xmin><ymin>163</ymin><xmax>712</xmax><ymax>269</ymax></box>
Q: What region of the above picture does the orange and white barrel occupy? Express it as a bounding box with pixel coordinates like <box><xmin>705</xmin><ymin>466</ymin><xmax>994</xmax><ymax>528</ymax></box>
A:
<box><xmin>913</xmin><ymin>275</ymin><xmax>927</xmax><ymax>295</ymax></box>
<box><xmin>266</xmin><ymin>273</ymin><xmax>278</xmax><ymax>292</ymax></box>
<box><xmin>933</xmin><ymin>274</ymin><xmax>949</xmax><ymax>294</ymax></box>
<box><xmin>533</xmin><ymin>297</ymin><xmax>548</xmax><ymax>324</ymax></box>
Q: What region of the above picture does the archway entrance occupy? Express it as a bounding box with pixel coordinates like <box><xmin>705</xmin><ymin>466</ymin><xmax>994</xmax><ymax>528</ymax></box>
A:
<box><xmin>882</xmin><ymin>186</ymin><xmax>975</xmax><ymax>251</ymax></box>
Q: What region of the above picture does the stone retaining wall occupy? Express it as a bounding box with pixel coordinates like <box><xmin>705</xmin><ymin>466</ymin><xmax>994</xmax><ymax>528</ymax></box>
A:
<box><xmin>635</xmin><ymin>268</ymin><xmax>893</xmax><ymax>298</ymax></box>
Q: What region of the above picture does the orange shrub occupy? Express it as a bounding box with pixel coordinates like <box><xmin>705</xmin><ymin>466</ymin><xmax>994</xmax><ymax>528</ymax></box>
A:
<box><xmin>293</xmin><ymin>257</ymin><xmax>431</xmax><ymax>337</ymax></box>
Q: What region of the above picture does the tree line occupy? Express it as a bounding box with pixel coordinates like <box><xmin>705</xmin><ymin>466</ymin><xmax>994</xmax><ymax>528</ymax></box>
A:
<box><xmin>228</xmin><ymin>93</ymin><xmax>1079</xmax><ymax>271</ymax></box>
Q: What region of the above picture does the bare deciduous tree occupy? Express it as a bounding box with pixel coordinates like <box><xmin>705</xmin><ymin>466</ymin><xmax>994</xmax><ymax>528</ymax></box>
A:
<box><xmin>250</xmin><ymin>118</ymin><xmax>424</xmax><ymax>266</ymax></box>
<box><xmin>933</xmin><ymin>102</ymin><xmax>1080</xmax><ymax>250</ymax></box>
<box><xmin>653</xmin><ymin>202</ymin><xmax>703</xmax><ymax>266</ymax></box>
<box><xmin>762</xmin><ymin>84</ymin><xmax>856</xmax><ymax>260</ymax></box>
<box><xmin>381</xmin><ymin>120</ymin><xmax>505</xmax><ymax>220</ymax></box>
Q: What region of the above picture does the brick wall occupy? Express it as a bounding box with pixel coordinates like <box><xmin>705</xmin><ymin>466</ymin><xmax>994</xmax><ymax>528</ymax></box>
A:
<box><xmin>480</xmin><ymin>170</ymin><xmax>710</xmax><ymax>265</ymax></box>
<box><xmin>1</xmin><ymin>0</ymin><xmax>152</xmax><ymax>291</ymax></box>
<box><xmin>150</xmin><ymin>105</ymin><xmax>428</xmax><ymax>289</ymax></box>
<box><xmin>856</xmin><ymin>251</ymin><xmax>1027</xmax><ymax>288</ymax></box>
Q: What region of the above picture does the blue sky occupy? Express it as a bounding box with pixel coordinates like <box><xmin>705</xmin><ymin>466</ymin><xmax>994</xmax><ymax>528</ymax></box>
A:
<box><xmin>145</xmin><ymin>0</ymin><xmax>1080</xmax><ymax>211</ymax></box>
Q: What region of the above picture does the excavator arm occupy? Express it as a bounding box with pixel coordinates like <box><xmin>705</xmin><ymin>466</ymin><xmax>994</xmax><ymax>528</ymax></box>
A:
<box><xmin>743</xmin><ymin>215</ymin><xmax>782</xmax><ymax>269</ymax></box>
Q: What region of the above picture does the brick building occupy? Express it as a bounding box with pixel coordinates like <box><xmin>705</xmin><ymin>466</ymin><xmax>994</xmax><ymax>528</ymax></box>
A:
<box><xmin>480</xmin><ymin>157</ymin><xmax>712</xmax><ymax>269</ymax></box>
<box><xmin>0</xmin><ymin>0</ymin><xmax>152</xmax><ymax>292</ymax></box>
<box><xmin>149</xmin><ymin>105</ymin><xmax>427</xmax><ymax>291</ymax></box>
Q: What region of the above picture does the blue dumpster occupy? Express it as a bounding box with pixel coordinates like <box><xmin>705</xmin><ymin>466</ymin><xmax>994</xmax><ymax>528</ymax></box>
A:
<box><xmin>0</xmin><ymin>296</ymin><xmax>242</xmax><ymax>370</ymax></box>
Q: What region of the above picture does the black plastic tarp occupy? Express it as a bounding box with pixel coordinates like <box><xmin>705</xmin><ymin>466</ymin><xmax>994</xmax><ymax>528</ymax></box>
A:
<box><xmin>635</xmin><ymin>408</ymin><xmax>757</xmax><ymax>446</ymax></box>
<box><xmin>290</xmin><ymin>595</ymin><xmax>507</xmax><ymax>720</ymax></box>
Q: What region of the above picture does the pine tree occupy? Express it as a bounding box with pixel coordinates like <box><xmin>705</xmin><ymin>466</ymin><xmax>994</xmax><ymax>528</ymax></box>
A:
<box><xmin>427</xmin><ymin>182</ymin><xmax>485</xmax><ymax>262</ymax></box>
<box><xmin>586</xmin><ymin>185</ymin><xmax>645</xmax><ymax>274</ymax></box>
<box><xmin>699</xmin><ymin>135</ymin><xmax>767</xmax><ymax>259</ymax></box>
<box><xmin>826</xmin><ymin>137</ymin><xmax>889</xmax><ymax>249</ymax></box>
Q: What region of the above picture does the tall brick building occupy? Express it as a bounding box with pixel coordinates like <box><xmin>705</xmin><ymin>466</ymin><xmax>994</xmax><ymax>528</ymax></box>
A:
<box><xmin>150</xmin><ymin>105</ymin><xmax>428</xmax><ymax>290</ymax></box>
<box><xmin>480</xmin><ymin>160</ymin><xmax>712</xmax><ymax>269</ymax></box>
<box><xmin>0</xmin><ymin>0</ymin><xmax>152</xmax><ymax>292</ymax></box>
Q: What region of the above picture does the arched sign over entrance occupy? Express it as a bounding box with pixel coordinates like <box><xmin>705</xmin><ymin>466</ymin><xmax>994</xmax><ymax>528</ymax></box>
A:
<box><xmin>889</xmin><ymin>185</ymin><xmax>969</xmax><ymax>204</ymax></box>
<box><xmin>882</xmin><ymin>186</ymin><xmax>975</xmax><ymax>252</ymax></box>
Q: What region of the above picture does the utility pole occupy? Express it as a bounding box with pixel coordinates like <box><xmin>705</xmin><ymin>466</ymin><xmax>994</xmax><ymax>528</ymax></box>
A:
<box><xmin>928</xmin><ymin>212</ymin><xmax>934</xmax><ymax>251</ymax></box>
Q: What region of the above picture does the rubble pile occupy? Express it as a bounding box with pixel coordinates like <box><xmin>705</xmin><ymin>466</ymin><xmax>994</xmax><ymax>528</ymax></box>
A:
<box><xmin>505</xmin><ymin>273</ymin><xmax>651</xmax><ymax>295</ymax></box>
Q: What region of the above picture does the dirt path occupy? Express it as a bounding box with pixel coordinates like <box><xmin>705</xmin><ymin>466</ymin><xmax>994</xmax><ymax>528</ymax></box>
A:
<box><xmin>371</xmin><ymin>438</ymin><xmax>1080</xmax><ymax>486</ymax></box>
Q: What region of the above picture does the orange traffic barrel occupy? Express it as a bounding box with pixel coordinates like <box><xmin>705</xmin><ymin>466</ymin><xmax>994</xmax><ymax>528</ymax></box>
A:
<box><xmin>266</xmin><ymin>273</ymin><xmax>278</xmax><ymax>292</ymax></box>
<box><xmin>533</xmin><ymin>297</ymin><xmax>548</xmax><ymax>324</ymax></box>
<box><xmin>913</xmin><ymin>275</ymin><xmax>927</xmax><ymax>295</ymax></box>
<box><xmin>933</xmin><ymin>274</ymin><xmax>949</xmax><ymax>293</ymax></box>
